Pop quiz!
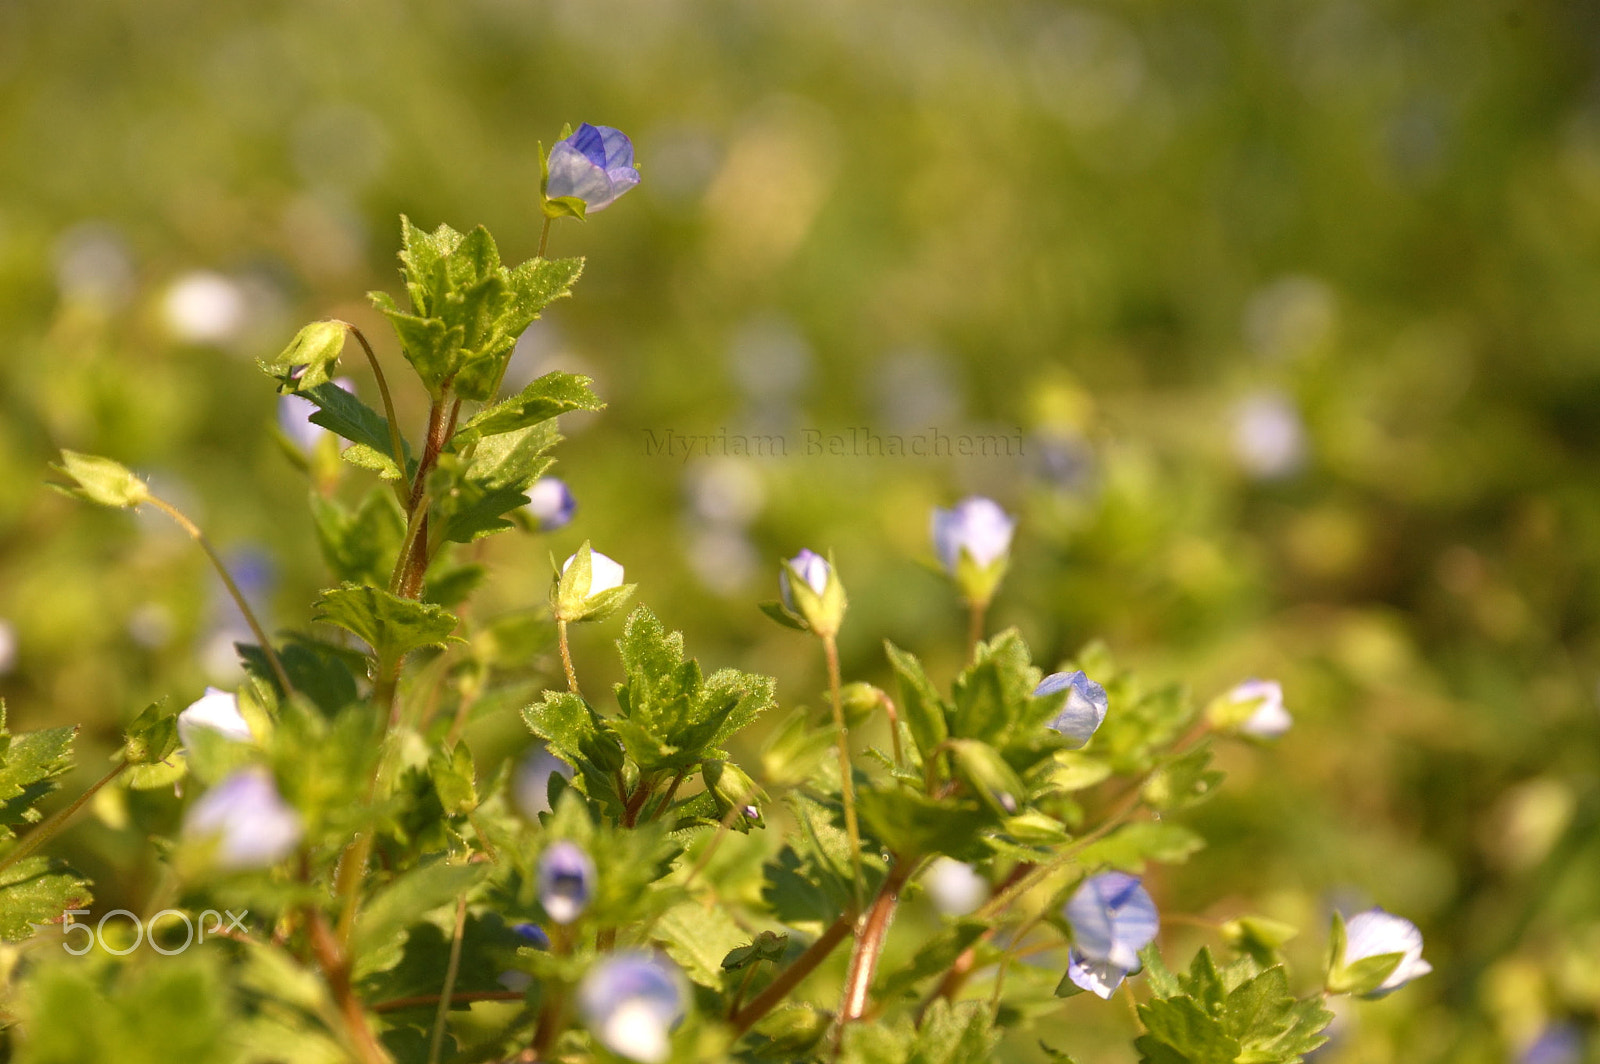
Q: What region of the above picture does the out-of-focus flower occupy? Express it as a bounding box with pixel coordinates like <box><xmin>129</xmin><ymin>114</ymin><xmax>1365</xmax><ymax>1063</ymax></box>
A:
<box><xmin>513</xmin><ymin>922</ymin><xmax>552</xmax><ymax>950</ymax></box>
<box><xmin>1064</xmin><ymin>872</ymin><xmax>1160</xmax><ymax>975</ymax></box>
<box><xmin>779</xmin><ymin>548</ymin><xmax>829</xmax><ymax>606</ymax></box>
<box><xmin>932</xmin><ymin>496</ymin><xmax>1016</xmax><ymax>607</ymax></box>
<box><xmin>1231</xmin><ymin>392</ymin><xmax>1306</xmax><ymax>479</ymax></box>
<box><xmin>53</xmin><ymin>222</ymin><xmax>135</xmax><ymax>307</ymax></box>
<box><xmin>182</xmin><ymin>767</ymin><xmax>302</xmax><ymax>871</ymax></box>
<box><xmin>546</xmin><ymin>124</ymin><xmax>641</xmax><ymax>214</ymax></box>
<box><xmin>162</xmin><ymin>271</ymin><xmax>247</xmax><ymax>345</ymax></box>
<box><xmin>925</xmin><ymin>857</ymin><xmax>988</xmax><ymax>917</ymax></box>
<box><xmin>514</xmin><ymin>746</ymin><xmax>575</xmax><ymax>818</ymax></box>
<box><xmin>1209</xmin><ymin>679</ymin><xmax>1292</xmax><ymax>739</ymax></box>
<box><xmin>1066</xmin><ymin>947</ymin><xmax>1132</xmax><ymax>999</ymax></box>
<box><xmin>1521</xmin><ymin>1023</ymin><xmax>1584</xmax><ymax>1064</ymax></box>
<box><xmin>0</xmin><ymin>619</ymin><xmax>16</xmax><ymax>675</ymax></box>
<box><xmin>526</xmin><ymin>477</ymin><xmax>578</xmax><ymax>531</ymax></box>
<box><xmin>277</xmin><ymin>377</ymin><xmax>355</xmax><ymax>452</ymax></box>
<box><xmin>1035</xmin><ymin>670</ymin><xmax>1109</xmax><ymax>748</ymax></box>
<box><xmin>1335</xmin><ymin>909</ymin><xmax>1431</xmax><ymax>997</ymax></box>
<box><xmin>577</xmin><ymin>952</ymin><xmax>686</xmax><ymax>1064</ymax></box>
<box><xmin>538</xmin><ymin>841</ymin><xmax>596</xmax><ymax>925</ymax></box>
<box><xmin>177</xmin><ymin>687</ymin><xmax>253</xmax><ymax>748</ymax></box>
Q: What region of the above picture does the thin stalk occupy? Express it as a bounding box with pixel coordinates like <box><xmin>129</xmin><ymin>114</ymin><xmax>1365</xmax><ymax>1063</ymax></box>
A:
<box><xmin>643</xmin><ymin>770</ymin><xmax>688</xmax><ymax>824</ymax></box>
<box><xmin>428</xmin><ymin>895</ymin><xmax>470</xmax><ymax>1064</ymax></box>
<box><xmin>373</xmin><ymin>990</ymin><xmax>527</xmax><ymax>1014</ymax></box>
<box><xmin>145</xmin><ymin>495</ymin><xmax>291</xmax><ymax>696</ymax></box>
<box><xmin>538</xmin><ymin>216</ymin><xmax>553</xmax><ymax>258</ymax></box>
<box><xmin>338</xmin><ymin>322</ymin><xmax>407</xmax><ymax>481</ymax></box>
<box><xmin>557</xmin><ymin>619</ymin><xmax>579</xmax><ymax>694</ymax></box>
<box><xmin>822</xmin><ymin>634</ymin><xmax>864</xmax><ymax>910</ymax></box>
<box><xmin>309</xmin><ymin>907</ymin><xmax>390</xmax><ymax>1064</ymax></box>
<box><xmin>876</xmin><ymin>690</ymin><xmax>905</xmax><ymax>770</ymax></box>
<box><xmin>0</xmin><ymin>760</ymin><xmax>127</xmax><ymax>876</ymax></box>
<box><xmin>529</xmin><ymin>925</ymin><xmax>571</xmax><ymax>1059</ymax></box>
<box><xmin>729</xmin><ymin>912</ymin><xmax>854</xmax><ymax>1036</ymax></box>
<box><xmin>837</xmin><ymin>856</ymin><xmax>915</xmax><ymax>1024</ymax></box>
<box><xmin>966</xmin><ymin>599</ymin><xmax>988</xmax><ymax>656</ymax></box>
<box><xmin>389</xmin><ymin>492</ymin><xmax>430</xmax><ymax>594</ymax></box>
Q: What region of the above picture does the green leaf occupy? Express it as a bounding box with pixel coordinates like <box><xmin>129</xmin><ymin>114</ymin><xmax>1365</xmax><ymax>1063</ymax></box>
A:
<box><xmin>856</xmin><ymin>786</ymin><xmax>992</xmax><ymax>860</ymax></box>
<box><xmin>429</xmin><ymin>742</ymin><xmax>478</xmax><ymax>815</ymax></box>
<box><xmin>301</xmin><ymin>381</ymin><xmax>410</xmax><ymax>480</ymax></box>
<box><xmin>258</xmin><ymin>319</ymin><xmax>347</xmax><ymax>389</ymax></box>
<box><xmin>451</xmin><ymin>372</ymin><xmax>602</xmax><ymax>448</ymax></box>
<box><xmin>1074</xmin><ymin>820</ymin><xmax>1205</xmax><ymax>872</ymax></box>
<box><xmin>1135</xmin><ymin>994</ymin><xmax>1240</xmax><ymax>1064</ymax></box>
<box><xmin>312</xmin><ymin>583</ymin><xmax>458</xmax><ymax>671</ymax></box>
<box><xmin>506</xmin><ymin>256</ymin><xmax>583</xmax><ymax>323</ymax></box>
<box><xmin>50</xmin><ymin>451</ymin><xmax>150</xmax><ymax>508</ymax></box>
<box><xmin>350</xmin><ymin>859</ymin><xmax>485</xmax><ymax>980</ymax></box>
<box><xmin>877</xmin><ymin>921</ymin><xmax>989</xmax><ymax>1001</ymax></box>
<box><xmin>0</xmin><ymin>856</ymin><xmax>91</xmax><ymax>941</ymax></box>
<box><xmin>0</xmin><ymin>720</ymin><xmax>78</xmax><ymax>840</ymax></box>
<box><xmin>463</xmin><ymin>421</ymin><xmax>560</xmax><ymax>491</ymax></box>
<box><xmin>910</xmin><ymin>1000</ymin><xmax>1000</xmax><ymax>1064</ymax></box>
<box><xmin>651</xmin><ymin>901</ymin><xmax>750</xmax><ymax>989</ymax></box>
<box><xmin>722</xmin><ymin>930</ymin><xmax>790</xmax><ymax>972</ymax></box>
<box><xmin>311</xmin><ymin>488</ymin><xmax>406</xmax><ymax>588</ymax></box>
<box><xmin>885</xmin><ymin>641</ymin><xmax>948</xmax><ymax>761</ymax></box>
<box><xmin>1222</xmin><ymin>916</ymin><xmax>1300</xmax><ymax>967</ymax></box>
<box><xmin>1142</xmin><ymin>743</ymin><xmax>1224</xmax><ymax>811</ymax></box>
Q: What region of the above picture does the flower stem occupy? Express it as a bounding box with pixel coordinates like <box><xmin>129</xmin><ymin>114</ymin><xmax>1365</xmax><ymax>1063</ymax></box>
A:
<box><xmin>837</xmin><ymin>855</ymin><xmax>915</xmax><ymax>1024</ymax></box>
<box><xmin>966</xmin><ymin>599</ymin><xmax>988</xmax><ymax>656</ymax></box>
<box><xmin>822</xmin><ymin>634</ymin><xmax>864</xmax><ymax>911</ymax></box>
<box><xmin>0</xmin><ymin>759</ymin><xmax>127</xmax><ymax>877</ymax></box>
<box><xmin>427</xmin><ymin>894</ymin><xmax>470</xmax><ymax>1064</ymax></box>
<box><xmin>309</xmin><ymin>907</ymin><xmax>391</xmax><ymax>1064</ymax></box>
<box><xmin>145</xmin><ymin>494</ymin><xmax>293</xmax><ymax>696</ymax></box>
<box><xmin>338</xmin><ymin>321</ymin><xmax>408</xmax><ymax>486</ymax></box>
<box><xmin>729</xmin><ymin>911</ymin><xmax>854</xmax><ymax>1036</ymax></box>
<box><xmin>557</xmin><ymin>619</ymin><xmax>579</xmax><ymax>694</ymax></box>
<box><xmin>538</xmin><ymin>216</ymin><xmax>553</xmax><ymax>258</ymax></box>
<box><xmin>372</xmin><ymin>989</ymin><xmax>527</xmax><ymax>1014</ymax></box>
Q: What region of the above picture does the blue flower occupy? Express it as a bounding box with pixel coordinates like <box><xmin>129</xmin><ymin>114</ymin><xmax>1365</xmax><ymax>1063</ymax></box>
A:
<box><xmin>577</xmin><ymin>952</ymin><xmax>685</xmax><ymax>1064</ymax></box>
<box><xmin>779</xmin><ymin>548</ymin><xmax>830</xmax><ymax>609</ymax></box>
<box><xmin>182</xmin><ymin>767</ymin><xmax>303</xmax><ymax>871</ymax></box>
<box><xmin>1035</xmin><ymin>670</ymin><xmax>1109</xmax><ymax>748</ymax></box>
<box><xmin>513</xmin><ymin>745</ymin><xmax>575</xmax><ymax>818</ymax></box>
<box><xmin>512</xmin><ymin>922</ymin><xmax>551</xmax><ymax>950</ymax></box>
<box><xmin>277</xmin><ymin>377</ymin><xmax>355</xmax><ymax>452</ymax></box>
<box><xmin>931</xmin><ymin>496</ymin><xmax>1016</xmax><ymax>573</ymax></box>
<box><xmin>1064</xmin><ymin>872</ymin><xmax>1160</xmax><ymax>974</ymax></box>
<box><xmin>1340</xmin><ymin>908</ymin><xmax>1431</xmax><ymax>997</ymax></box>
<box><xmin>1522</xmin><ymin>1023</ymin><xmax>1584</xmax><ymax>1064</ymax></box>
<box><xmin>177</xmin><ymin>686</ymin><xmax>254</xmax><ymax>748</ymax></box>
<box><xmin>526</xmin><ymin>477</ymin><xmax>578</xmax><ymax>532</ymax></box>
<box><xmin>538</xmin><ymin>840</ymin><xmax>596</xmax><ymax>925</ymax></box>
<box><xmin>546</xmin><ymin>124</ymin><xmax>641</xmax><ymax>214</ymax></box>
<box><xmin>1231</xmin><ymin>678</ymin><xmax>1292</xmax><ymax>739</ymax></box>
<box><xmin>1066</xmin><ymin>947</ymin><xmax>1132</xmax><ymax>999</ymax></box>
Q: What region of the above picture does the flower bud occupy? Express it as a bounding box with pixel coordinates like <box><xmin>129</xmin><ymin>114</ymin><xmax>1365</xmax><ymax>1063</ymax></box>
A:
<box><xmin>544</xmin><ymin>124</ymin><xmax>641</xmax><ymax>217</ymax></box>
<box><xmin>526</xmin><ymin>477</ymin><xmax>578</xmax><ymax>532</ymax></box>
<box><xmin>1209</xmin><ymin>678</ymin><xmax>1291</xmax><ymax>739</ymax></box>
<box><xmin>177</xmin><ymin>687</ymin><xmax>254</xmax><ymax>749</ymax></box>
<box><xmin>1328</xmin><ymin>908</ymin><xmax>1431</xmax><ymax>998</ymax></box>
<box><xmin>554</xmin><ymin>543</ymin><xmax>634</xmax><ymax>623</ymax></box>
<box><xmin>577</xmin><ymin>952</ymin><xmax>686</xmax><ymax>1064</ymax></box>
<box><xmin>1064</xmin><ymin>872</ymin><xmax>1160</xmax><ymax>974</ymax></box>
<box><xmin>513</xmin><ymin>745</ymin><xmax>575</xmax><ymax>818</ymax></box>
<box><xmin>1035</xmin><ymin>670</ymin><xmax>1109</xmax><ymax>748</ymax></box>
<box><xmin>775</xmin><ymin>548</ymin><xmax>847</xmax><ymax>637</ymax></box>
<box><xmin>182</xmin><ymin>767</ymin><xmax>303</xmax><ymax>871</ymax></box>
<box><xmin>702</xmin><ymin>760</ymin><xmax>765</xmax><ymax>828</ymax></box>
<box><xmin>931</xmin><ymin>497</ymin><xmax>1016</xmax><ymax>607</ymax></box>
<box><xmin>538</xmin><ymin>840</ymin><xmax>596</xmax><ymax>925</ymax></box>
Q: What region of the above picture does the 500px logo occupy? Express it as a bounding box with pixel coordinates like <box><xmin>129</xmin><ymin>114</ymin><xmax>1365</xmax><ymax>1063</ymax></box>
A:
<box><xmin>32</xmin><ymin>909</ymin><xmax>250</xmax><ymax>956</ymax></box>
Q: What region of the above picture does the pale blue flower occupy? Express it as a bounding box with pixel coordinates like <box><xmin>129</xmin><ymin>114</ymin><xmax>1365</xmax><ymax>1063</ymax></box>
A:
<box><xmin>932</xmin><ymin>496</ymin><xmax>1016</xmax><ymax>572</ymax></box>
<box><xmin>277</xmin><ymin>377</ymin><xmax>355</xmax><ymax>451</ymax></box>
<box><xmin>578</xmin><ymin>952</ymin><xmax>685</xmax><ymax>1064</ymax></box>
<box><xmin>1035</xmin><ymin>670</ymin><xmax>1109</xmax><ymax>747</ymax></box>
<box><xmin>513</xmin><ymin>745</ymin><xmax>575</xmax><ymax>818</ymax></box>
<box><xmin>547</xmin><ymin>124</ymin><xmax>641</xmax><ymax>213</ymax></box>
<box><xmin>177</xmin><ymin>686</ymin><xmax>254</xmax><ymax>748</ymax></box>
<box><xmin>512</xmin><ymin>922</ymin><xmax>551</xmax><ymax>950</ymax></box>
<box><xmin>925</xmin><ymin>857</ymin><xmax>988</xmax><ymax>917</ymax></box>
<box><xmin>526</xmin><ymin>477</ymin><xmax>577</xmax><ymax>531</ymax></box>
<box><xmin>1066</xmin><ymin>947</ymin><xmax>1131</xmax><ymax>999</ymax></box>
<box><xmin>1341</xmin><ymin>909</ymin><xmax>1431</xmax><ymax>997</ymax></box>
<box><xmin>1064</xmin><ymin>872</ymin><xmax>1160</xmax><ymax>973</ymax></box>
<box><xmin>183</xmin><ymin>767</ymin><xmax>303</xmax><ymax>871</ymax></box>
<box><xmin>538</xmin><ymin>841</ymin><xmax>596</xmax><ymax>925</ymax></box>
<box><xmin>779</xmin><ymin>548</ymin><xmax>830</xmax><ymax>609</ymax></box>
<box><xmin>1522</xmin><ymin>1023</ymin><xmax>1584</xmax><ymax>1064</ymax></box>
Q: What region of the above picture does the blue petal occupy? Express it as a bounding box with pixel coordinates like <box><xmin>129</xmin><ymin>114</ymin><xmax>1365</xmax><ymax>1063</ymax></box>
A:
<box><xmin>593</xmin><ymin>125</ymin><xmax>636</xmax><ymax>168</ymax></box>
<box><xmin>1064</xmin><ymin>873</ymin><xmax>1160</xmax><ymax>971</ymax></box>
<box><xmin>546</xmin><ymin>142</ymin><xmax>614</xmax><ymax>207</ymax></box>
<box><xmin>1066</xmin><ymin>948</ymin><xmax>1127</xmax><ymax>999</ymax></box>
<box><xmin>565</xmin><ymin>123</ymin><xmax>611</xmax><ymax>168</ymax></box>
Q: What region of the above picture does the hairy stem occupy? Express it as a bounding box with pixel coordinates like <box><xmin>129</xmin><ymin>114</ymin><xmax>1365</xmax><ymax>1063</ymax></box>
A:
<box><xmin>309</xmin><ymin>907</ymin><xmax>390</xmax><ymax>1064</ymax></box>
<box><xmin>0</xmin><ymin>760</ymin><xmax>127</xmax><ymax>876</ymax></box>
<box><xmin>838</xmin><ymin>856</ymin><xmax>915</xmax><ymax>1024</ymax></box>
<box><xmin>538</xmin><ymin>216</ymin><xmax>553</xmax><ymax>259</ymax></box>
<box><xmin>339</xmin><ymin>322</ymin><xmax>408</xmax><ymax>483</ymax></box>
<box><xmin>967</xmin><ymin>599</ymin><xmax>988</xmax><ymax>656</ymax></box>
<box><xmin>822</xmin><ymin>634</ymin><xmax>864</xmax><ymax>910</ymax></box>
<box><xmin>730</xmin><ymin>912</ymin><xmax>854</xmax><ymax>1036</ymax></box>
<box><xmin>146</xmin><ymin>495</ymin><xmax>292</xmax><ymax>696</ymax></box>
<box><xmin>557</xmin><ymin>619</ymin><xmax>579</xmax><ymax>694</ymax></box>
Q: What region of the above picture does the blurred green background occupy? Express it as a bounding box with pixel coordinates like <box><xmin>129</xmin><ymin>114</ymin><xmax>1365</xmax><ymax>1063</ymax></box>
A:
<box><xmin>3</xmin><ymin>0</ymin><xmax>1600</xmax><ymax>1060</ymax></box>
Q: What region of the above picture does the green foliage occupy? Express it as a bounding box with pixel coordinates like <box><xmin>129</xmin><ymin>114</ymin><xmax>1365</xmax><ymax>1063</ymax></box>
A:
<box><xmin>312</xmin><ymin>582</ymin><xmax>459</xmax><ymax>672</ymax></box>
<box><xmin>0</xmin><ymin>709</ymin><xmax>77</xmax><ymax>843</ymax></box>
<box><xmin>1133</xmin><ymin>949</ymin><xmax>1333</xmax><ymax>1064</ymax></box>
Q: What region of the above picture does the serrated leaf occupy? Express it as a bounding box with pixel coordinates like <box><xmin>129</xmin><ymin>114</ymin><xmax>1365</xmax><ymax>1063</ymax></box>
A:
<box><xmin>311</xmin><ymin>488</ymin><xmax>406</xmax><ymax>588</ymax></box>
<box><xmin>350</xmin><ymin>860</ymin><xmax>485</xmax><ymax>980</ymax></box>
<box><xmin>0</xmin><ymin>724</ymin><xmax>78</xmax><ymax>840</ymax></box>
<box><xmin>452</xmin><ymin>372</ymin><xmax>601</xmax><ymax>448</ymax></box>
<box><xmin>1143</xmin><ymin>744</ymin><xmax>1224</xmax><ymax>811</ymax></box>
<box><xmin>258</xmin><ymin>320</ymin><xmax>347</xmax><ymax>389</ymax></box>
<box><xmin>312</xmin><ymin>583</ymin><xmax>458</xmax><ymax>671</ymax></box>
<box><xmin>0</xmin><ymin>856</ymin><xmax>91</xmax><ymax>941</ymax></box>
<box><xmin>1135</xmin><ymin>995</ymin><xmax>1240</xmax><ymax>1064</ymax></box>
<box><xmin>651</xmin><ymin>901</ymin><xmax>749</xmax><ymax>989</ymax></box>
<box><xmin>299</xmin><ymin>381</ymin><xmax>410</xmax><ymax>480</ymax></box>
<box><xmin>885</xmin><ymin>641</ymin><xmax>948</xmax><ymax>761</ymax></box>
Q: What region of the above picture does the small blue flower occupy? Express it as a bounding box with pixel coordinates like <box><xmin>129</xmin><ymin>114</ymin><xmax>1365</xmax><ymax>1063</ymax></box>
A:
<box><xmin>1230</xmin><ymin>678</ymin><xmax>1292</xmax><ymax>739</ymax></box>
<box><xmin>538</xmin><ymin>840</ymin><xmax>596</xmax><ymax>925</ymax></box>
<box><xmin>526</xmin><ymin>477</ymin><xmax>577</xmax><ymax>532</ymax></box>
<box><xmin>1035</xmin><ymin>670</ymin><xmax>1109</xmax><ymax>748</ymax></box>
<box><xmin>1064</xmin><ymin>872</ymin><xmax>1160</xmax><ymax>974</ymax></box>
<box><xmin>931</xmin><ymin>496</ymin><xmax>1016</xmax><ymax>573</ymax></box>
<box><xmin>779</xmin><ymin>548</ymin><xmax>830</xmax><ymax>610</ymax></box>
<box><xmin>182</xmin><ymin>767</ymin><xmax>303</xmax><ymax>871</ymax></box>
<box><xmin>512</xmin><ymin>922</ymin><xmax>551</xmax><ymax>950</ymax></box>
<box><xmin>277</xmin><ymin>377</ymin><xmax>355</xmax><ymax>452</ymax></box>
<box><xmin>546</xmin><ymin>124</ymin><xmax>641</xmax><ymax>214</ymax></box>
<box><xmin>1522</xmin><ymin>1023</ymin><xmax>1584</xmax><ymax>1064</ymax></box>
<box><xmin>1340</xmin><ymin>908</ymin><xmax>1431</xmax><ymax>997</ymax></box>
<box><xmin>177</xmin><ymin>686</ymin><xmax>254</xmax><ymax>748</ymax></box>
<box><xmin>578</xmin><ymin>952</ymin><xmax>685</xmax><ymax>1064</ymax></box>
